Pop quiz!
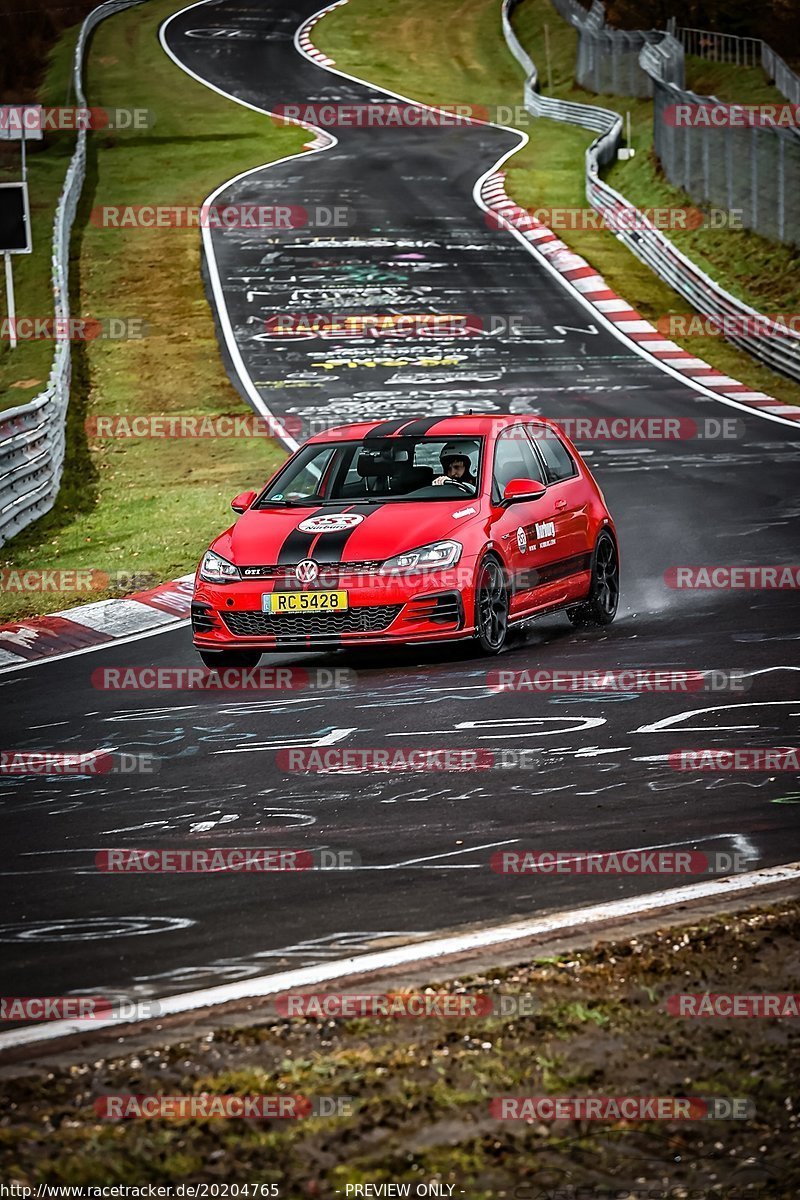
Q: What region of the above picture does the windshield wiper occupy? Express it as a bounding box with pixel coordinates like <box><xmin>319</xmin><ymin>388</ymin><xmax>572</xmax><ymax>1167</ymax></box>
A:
<box><xmin>257</xmin><ymin>498</ymin><xmax>315</xmax><ymax>508</ymax></box>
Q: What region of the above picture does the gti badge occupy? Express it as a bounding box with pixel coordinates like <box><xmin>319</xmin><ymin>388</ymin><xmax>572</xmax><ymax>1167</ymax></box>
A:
<box><xmin>295</xmin><ymin>559</ymin><xmax>319</xmax><ymax>583</ymax></box>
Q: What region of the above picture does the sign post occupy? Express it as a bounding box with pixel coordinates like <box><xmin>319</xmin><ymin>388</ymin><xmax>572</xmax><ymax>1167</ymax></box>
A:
<box><xmin>4</xmin><ymin>253</ymin><xmax>16</xmax><ymax>348</ymax></box>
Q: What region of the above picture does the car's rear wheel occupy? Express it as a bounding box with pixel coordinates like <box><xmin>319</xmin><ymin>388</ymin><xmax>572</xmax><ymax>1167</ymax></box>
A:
<box><xmin>198</xmin><ymin>649</ymin><xmax>263</xmax><ymax>670</ymax></box>
<box><xmin>568</xmin><ymin>530</ymin><xmax>619</xmax><ymax>627</ymax></box>
<box><xmin>474</xmin><ymin>555</ymin><xmax>510</xmax><ymax>654</ymax></box>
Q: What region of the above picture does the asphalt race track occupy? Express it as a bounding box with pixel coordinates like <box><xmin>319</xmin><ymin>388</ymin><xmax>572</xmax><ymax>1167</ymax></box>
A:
<box><xmin>1</xmin><ymin>0</ymin><xmax>799</xmax><ymax>1009</ymax></box>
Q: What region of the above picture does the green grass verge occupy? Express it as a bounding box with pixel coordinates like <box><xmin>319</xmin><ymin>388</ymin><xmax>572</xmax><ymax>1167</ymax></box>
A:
<box><xmin>2</xmin><ymin>900</ymin><xmax>798</xmax><ymax>1190</ymax></box>
<box><xmin>0</xmin><ymin>0</ymin><xmax>308</xmax><ymax>622</ymax></box>
<box><xmin>685</xmin><ymin>54</ymin><xmax>789</xmax><ymax>105</ymax></box>
<box><xmin>314</xmin><ymin>0</ymin><xmax>800</xmax><ymax>410</ymax></box>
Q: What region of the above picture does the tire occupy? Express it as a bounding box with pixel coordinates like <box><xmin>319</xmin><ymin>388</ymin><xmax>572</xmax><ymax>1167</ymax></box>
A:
<box><xmin>198</xmin><ymin>649</ymin><xmax>263</xmax><ymax>670</ymax></box>
<box><xmin>568</xmin><ymin>530</ymin><xmax>619</xmax><ymax>627</ymax></box>
<box><xmin>474</xmin><ymin>555</ymin><xmax>510</xmax><ymax>654</ymax></box>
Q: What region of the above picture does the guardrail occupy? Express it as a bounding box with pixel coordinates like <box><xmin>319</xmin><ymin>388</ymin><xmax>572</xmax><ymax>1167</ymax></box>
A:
<box><xmin>501</xmin><ymin>0</ymin><xmax>800</xmax><ymax>384</ymax></box>
<box><xmin>0</xmin><ymin>0</ymin><xmax>145</xmax><ymax>548</ymax></box>
<box><xmin>677</xmin><ymin>27</ymin><xmax>761</xmax><ymax>69</ymax></box>
<box><xmin>553</xmin><ymin>0</ymin><xmax>683</xmax><ymax>97</ymax></box>
<box><xmin>761</xmin><ymin>43</ymin><xmax>800</xmax><ymax>108</ymax></box>
<box><xmin>548</xmin><ymin>0</ymin><xmax>800</xmax><ymax>248</ymax></box>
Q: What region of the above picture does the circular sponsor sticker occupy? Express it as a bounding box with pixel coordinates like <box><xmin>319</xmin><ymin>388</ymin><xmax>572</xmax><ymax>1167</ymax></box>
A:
<box><xmin>516</xmin><ymin>526</ymin><xmax>527</xmax><ymax>553</ymax></box>
<box><xmin>297</xmin><ymin>513</ymin><xmax>365</xmax><ymax>534</ymax></box>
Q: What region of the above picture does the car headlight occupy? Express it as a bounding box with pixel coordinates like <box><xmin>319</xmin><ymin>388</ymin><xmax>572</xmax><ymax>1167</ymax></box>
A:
<box><xmin>380</xmin><ymin>540</ymin><xmax>462</xmax><ymax>573</ymax></box>
<box><xmin>199</xmin><ymin>550</ymin><xmax>240</xmax><ymax>584</ymax></box>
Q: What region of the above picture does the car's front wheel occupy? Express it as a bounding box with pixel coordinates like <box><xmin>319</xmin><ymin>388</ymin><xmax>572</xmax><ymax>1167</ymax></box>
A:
<box><xmin>198</xmin><ymin>649</ymin><xmax>263</xmax><ymax>670</ymax></box>
<box><xmin>568</xmin><ymin>529</ymin><xmax>619</xmax><ymax>627</ymax></box>
<box><xmin>474</xmin><ymin>555</ymin><xmax>510</xmax><ymax>654</ymax></box>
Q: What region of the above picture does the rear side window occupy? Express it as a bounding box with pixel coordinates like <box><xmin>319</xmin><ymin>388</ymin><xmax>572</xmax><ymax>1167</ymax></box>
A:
<box><xmin>529</xmin><ymin>427</ymin><xmax>577</xmax><ymax>482</ymax></box>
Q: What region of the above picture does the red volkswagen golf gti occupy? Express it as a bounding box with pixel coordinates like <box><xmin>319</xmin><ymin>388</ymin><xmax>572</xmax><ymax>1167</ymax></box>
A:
<box><xmin>192</xmin><ymin>415</ymin><xmax>619</xmax><ymax>664</ymax></box>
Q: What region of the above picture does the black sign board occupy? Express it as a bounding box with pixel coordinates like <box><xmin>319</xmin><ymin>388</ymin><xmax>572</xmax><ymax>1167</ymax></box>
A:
<box><xmin>0</xmin><ymin>183</ymin><xmax>31</xmax><ymax>253</ymax></box>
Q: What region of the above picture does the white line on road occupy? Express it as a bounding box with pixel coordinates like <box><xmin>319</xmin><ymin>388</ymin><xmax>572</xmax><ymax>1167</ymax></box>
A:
<box><xmin>2</xmin><ymin>859</ymin><xmax>798</xmax><ymax>1053</ymax></box>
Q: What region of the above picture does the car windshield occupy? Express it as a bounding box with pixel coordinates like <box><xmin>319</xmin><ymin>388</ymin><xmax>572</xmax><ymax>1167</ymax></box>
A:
<box><xmin>255</xmin><ymin>436</ymin><xmax>483</xmax><ymax>507</ymax></box>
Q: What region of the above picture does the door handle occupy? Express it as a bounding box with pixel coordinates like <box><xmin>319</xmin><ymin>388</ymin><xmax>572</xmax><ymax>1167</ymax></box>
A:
<box><xmin>555</xmin><ymin>499</ymin><xmax>568</xmax><ymax>510</ymax></box>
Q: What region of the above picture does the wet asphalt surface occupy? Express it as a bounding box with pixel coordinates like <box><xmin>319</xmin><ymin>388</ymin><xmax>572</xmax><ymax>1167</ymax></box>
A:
<box><xmin>0</xmin><ymin>0</ymin><xmax>798</xmax><ymax>1007</ymax></box>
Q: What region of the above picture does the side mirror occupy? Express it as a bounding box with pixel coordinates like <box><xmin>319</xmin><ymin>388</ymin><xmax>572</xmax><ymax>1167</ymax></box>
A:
<box><xmin>231</xmin><ymin>490</ymin><xmax>257</xmax><ymax>514</ymax></box>
<box><xmin>502</xmin><ymin>478</ymin><xmax>547</xmax><ymax>505</ymax></box>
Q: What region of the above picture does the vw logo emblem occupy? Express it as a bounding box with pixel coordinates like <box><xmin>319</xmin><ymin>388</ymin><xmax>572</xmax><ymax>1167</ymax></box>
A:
<box><xmin>295</xmin><ymin>559</ymin><xmax>319</xmax><ymax>583</ymax></box>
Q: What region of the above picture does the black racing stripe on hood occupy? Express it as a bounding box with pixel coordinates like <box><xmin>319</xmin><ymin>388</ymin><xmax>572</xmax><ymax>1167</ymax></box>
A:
<box><xmin>277</xmin><ymin>527</ymin><xmax>318</xmax><ymax>565</ymax></box>
<box><xmin>275</xmin><ymin>505</ymin><xmax>353</xmax><ymax>564</ymax></box>
<box><xmin>310</xmin><ymin>503</ymin><xmax>382</xmax><ymax>564</ymax></box>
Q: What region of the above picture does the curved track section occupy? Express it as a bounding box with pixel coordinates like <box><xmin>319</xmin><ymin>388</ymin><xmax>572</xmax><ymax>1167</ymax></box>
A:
<box><xmin>1</xmin><ymin>0</ymin><xmax>798</xmax><ymax>1014</ymax></box>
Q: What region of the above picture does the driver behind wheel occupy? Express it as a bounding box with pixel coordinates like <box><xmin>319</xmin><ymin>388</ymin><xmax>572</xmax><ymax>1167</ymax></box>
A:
<box><xmin>433</xmin><ymin>442</ymin><xmax>477</xmax><ymax>491</ymax></box>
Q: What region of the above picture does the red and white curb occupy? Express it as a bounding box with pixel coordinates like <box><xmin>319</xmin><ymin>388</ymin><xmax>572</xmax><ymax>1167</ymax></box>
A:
<box><xmin>296</xmin><ymin>0</ymin><xmax>346</xmax><ymax>67</ymax></box>
<box><xmin>0</xmin><ymin>575</ymin><xmax>193</xmax><ymax>671</ymax></box>
<box><xmin>481</xmin><ymin>173</ymin><xmax>800</xmax><ymax>423</ymax></box>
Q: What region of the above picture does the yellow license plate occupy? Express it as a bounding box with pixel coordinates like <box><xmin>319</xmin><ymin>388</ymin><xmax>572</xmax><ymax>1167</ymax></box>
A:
<box><xmin>262</xmin><ymin>590</ymin><xmax>349</xmax><ymax>614</ymax></box>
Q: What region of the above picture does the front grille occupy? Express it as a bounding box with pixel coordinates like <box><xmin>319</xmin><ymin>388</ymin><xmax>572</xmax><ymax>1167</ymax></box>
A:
<box><xmin>240</xmin><ymin>560</ymin><xmax>381</xmax><ymax>581</ymax></box>
<box><xmin>222</xmin><ymin>605</ymin><xmax>402</xmax><ymax>640</ymax></box>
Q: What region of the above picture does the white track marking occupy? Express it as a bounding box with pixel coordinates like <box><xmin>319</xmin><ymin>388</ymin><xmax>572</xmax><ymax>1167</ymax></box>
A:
<box><xmin>2</xmin><ymin>860</ymin><xmax>799</xmax><ymax>1052</ymax></box>
<box><xmin>634</xmin><ymin>699</ymin><xmax>800</xmax><ymax>735</ymax></box>
<box><xmin>380</xmin><ymin>838</ymin><xmax>518</xmax><ymax>867</ymax></box>
<box><xmin>360</xmin><ymin>831</ymin><xmax>759</xmax><ymax>870</ymax></box>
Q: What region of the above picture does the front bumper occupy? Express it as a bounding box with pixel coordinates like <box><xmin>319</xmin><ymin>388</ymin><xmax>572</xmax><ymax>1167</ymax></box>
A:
<box><xmin>192</xmin><ymin>565</ymin><xmax>475</xmax><ymax>651</ymax></box>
